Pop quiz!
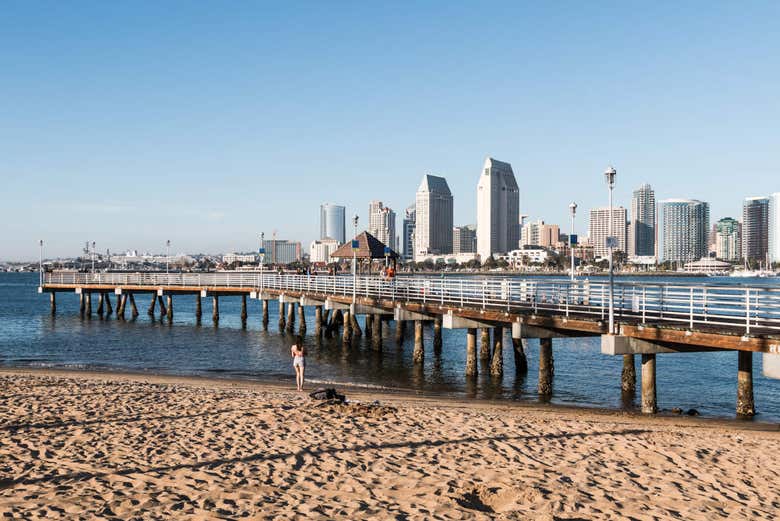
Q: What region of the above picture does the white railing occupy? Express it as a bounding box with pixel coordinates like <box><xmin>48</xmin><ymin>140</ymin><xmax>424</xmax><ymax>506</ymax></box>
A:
<box><xmin>43</xmin><ymin>272</ymin><xmax>780</xmax><ymax>334</ymax></box>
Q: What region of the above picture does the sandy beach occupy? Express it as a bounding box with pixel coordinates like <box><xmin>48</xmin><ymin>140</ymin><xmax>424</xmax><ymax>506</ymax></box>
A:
<box><xmin>1</xmin><ymin>369</ymin><xmax>779</xmax><ymax>520</ymax></box>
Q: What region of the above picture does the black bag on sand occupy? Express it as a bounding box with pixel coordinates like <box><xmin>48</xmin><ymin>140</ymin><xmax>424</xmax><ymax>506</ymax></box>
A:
<box><xmin>309</xmin><ymin>387</ymin><xmax>346</xmax><ymax>403</ymax></box>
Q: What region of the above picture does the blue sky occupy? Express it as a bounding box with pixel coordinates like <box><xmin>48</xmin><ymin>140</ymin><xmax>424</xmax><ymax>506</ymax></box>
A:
<box><xmin>1</xmin><ymin>1</ymin><xmax>778</xmax><ymax>260</ymax></box>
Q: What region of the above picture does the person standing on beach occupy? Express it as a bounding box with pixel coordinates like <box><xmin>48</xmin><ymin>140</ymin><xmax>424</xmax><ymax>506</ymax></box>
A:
<box><xmin>291</xmin><ymin>335</ymin><xmax>306</xmax><ymax>391</ymax></box>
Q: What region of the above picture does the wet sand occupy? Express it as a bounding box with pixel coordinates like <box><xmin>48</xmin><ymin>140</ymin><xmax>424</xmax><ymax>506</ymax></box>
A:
<box><xmin>1</xmin><ymin>368</ymin><xmax>779</xmax><ymax>520</ymax></box>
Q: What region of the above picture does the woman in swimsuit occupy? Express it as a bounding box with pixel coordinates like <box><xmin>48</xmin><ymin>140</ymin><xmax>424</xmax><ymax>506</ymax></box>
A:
<box><xmin>291</xmin><ymin>335</ymin><xmax>306</xmax><ymax>391</ymax></box>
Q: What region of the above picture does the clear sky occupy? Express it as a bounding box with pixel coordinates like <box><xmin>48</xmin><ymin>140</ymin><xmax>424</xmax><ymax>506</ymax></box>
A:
<box><xmin>2</xmin><ymin>1</ymin><xmax>778</xmax><ymax>261</ymax></box>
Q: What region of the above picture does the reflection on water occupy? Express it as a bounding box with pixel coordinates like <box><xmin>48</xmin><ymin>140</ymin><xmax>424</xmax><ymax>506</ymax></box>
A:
<box><xmin>1</xmin><ymin>273</ymin><xmax>780</xmax><ymax>422</ymax></box>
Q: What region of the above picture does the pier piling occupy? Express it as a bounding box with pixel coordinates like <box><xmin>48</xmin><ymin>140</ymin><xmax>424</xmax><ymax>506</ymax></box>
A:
<box><xmin>512</xmin><ymin>338</ymin><xmax>528</xmax><ymax>373</ymax></box>
<box><xmin>278</xmin><ymin>300</ymin><xmax>286</xmax><ymax>331</ymax></box>
<box><xmin>157</xmin><ymin>296</ymin><xmax>167</xmax><ymax>320</ymax></box>
<box><xmin>490</xmin><ymin>326</ymin><xmax>503</xmax><ymax>377</ymax></box>
<box><xmin>737</xmin><ymin>351</ymin><xmax>755</xmax><ymax>417</ymax></box>
<box><xmin>49</xmin><ymin>292</ymin><xmax>56</xmax><ymax>316</ymax></box>
<box><xmin>212</xmin><ymin>296</ymin><xmax>219</xmax><ymax>326</ymax></box>
<box><xmin>79</xmin><ymin>293</ymin><xmax>85</xmax><ymax>318</ymax></box>
<box><xmin>129</xmin><ymin>294</ymin><xmax>139</xmax><ymax>318</ymax></box>
<box><xmin>261</xmin><ymin>300</ymin><xmax>269</xmax><ymax>330</ymax></box>
<box><xmin>465</xmin><ymin>328</ymin><xmax>478</xmax><ymax>377</ymax></box>
<box><xmin>166</xmin><ymin>295</ymin><xmax>173</xmax><ymax>322</ymax></box>
<box><xmin>350</xmin><ymin>313</ymin><xmax>362</xmax><ymax>337</ymax></box>
<box><xmin>85</xmin><ymin>292</ymin><xmax>92</xmax><ymax>319</ymax></box>
<box><xmin>641</xmin><ymin>354</ymin><xmax>657</xmax><ymax>414</ymax></box>
<box><xmin>286</xmin><ymin>302</ymin><xmax>295</xmax><ymax>333</ymax></box>
<box><xmin>371</xmin><ymin>314</ymin><xmax>382</xmax><ymax>350</ymax></box>
<box><xmin>96</xmin><ymin>293</ymin><xmax>104</xmax><ymax>317</ymax></box>
<box><xmin>314</xmin><ymin>306</ymin><xmax>323</xmax><ymax>337</ymax></box>
<box><xmin>433</xmin><ymin>316</ymin><xmax>443</xmax><ymax>355</ymax></box>
<box><xmin>342</xmin><ymin>310</ymin><xmax>352</xmax><ymax>345</ymax></box>
<box><xmin>241</xmin><ymin>295</ymin><xmax>248</xmax><ymax>329</ymax></box>
<box><xmin>104</xmin><ymin>293</ymin><xmax>112</xmax><ymax>316</ymax></box>
<box><xmin>622</xmin><ymin>354</ymin><xmax>636</xmax><ymax>393</ymax></box>
<box><xmin>195</xmin><ymin>295</ymin><xmax>202</xmax><ymax>325</ymax></box>
<box><xmin>298</xmin><ymin>303</ymin><xmax>306</xmax><ymax>334</ymax></box>
<box><xmin>395</xmin><ymin>320</ymin><xmax>406</xmax><ymax>345</ymax></box>
<box><xmin>538</xmin><ymin>338</ymin><xmax>553</xmax><ymax>397</ymax></box>
<box><xmin>365</xmin><ymin>314</ymin><xmax>373</xmax><ymax>338</ymax></box>
<box><xmin>479</xmin><ymin>328</ymin><xmax>491</xmax><ymax>361</ymax></box>
<box><xmin>413</xmin><ymin>320</ymin><xmax>424</xmax><ymax>364</ymax></box>
<box><xmin>147</xmin><ymin>294</ymin><xmax>156</xmax><ymax>316</ymax></box>
<box><xmin>117</xmin><ymin>294</ymin><xmax>127</xmax><ymax>320</ymax></box>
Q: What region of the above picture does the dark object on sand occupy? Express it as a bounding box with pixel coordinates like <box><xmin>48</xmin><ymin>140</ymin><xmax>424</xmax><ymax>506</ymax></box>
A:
<box><xmin>309</xmin><ymin>387</ymin><xmax>346</xmax><ymax>403</ymax></box>
<box><xmin>686</xmin><ymin>408</ymin><xmax>700</xmax><ymax>416</ymax></box>
<box><xmin>671</xmin><ymin>407</ymin><xmax>683</xmax><ymax>415</ymax></box>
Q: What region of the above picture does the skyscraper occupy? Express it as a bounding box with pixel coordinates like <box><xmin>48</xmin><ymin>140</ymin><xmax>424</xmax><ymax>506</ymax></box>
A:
<box><xmin>588</xmin><ymin>207</ymin><xmax>628</xmax><ymax>258</ymax></box>
<box><xmin>414</xmin><ymin>174</ymin><xmax>453</xmax><ymax>260</ymax></box>
<box><xmin>319</xmin><ymin>203</ymin><xmax>346</xmax><ymax>244</ymax></box>
<box><xmin>770</xmin><ymin>193</ymin><xmax>780</xmax><ymax>264</ymax></box>
<box><xmin>661</xmin><ymin>199</ymin><xmax>710</xmax><ymax>263</ymax></box>
<box><xmin>629</xmin><ymin>183</ymin><xmax>656</xmax><ymax>257</ymax></box>
<box><xmin>368</xmin><ymin>201</ymin><xmax>396</xmax><ymax>250</ymax></box>
<box><xmin>520</xmin><ymin>220</ymin><xmax>559</xmax><ymax>248</ymax></box>
<box><xmin>476</xmin><ymin>157</ymin><xmax>520</xmax><ymax>260</ymax></box>
<box><xmin>715</xmin><ymin>217</ymin><xmax>741</xmax><ymax>262</ymax></box>
<box><xmin>742</xmin><ymin>196</ymin><xmax>769</xmax><ymax>263</ymax></box>
<box><xmin>402</xmin><ymin>205</ymin><xmax>416</xmax><ymax>262</ymax></box>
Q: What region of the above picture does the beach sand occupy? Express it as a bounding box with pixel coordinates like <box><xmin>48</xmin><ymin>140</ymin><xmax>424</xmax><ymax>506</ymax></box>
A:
<box><xmin>1</xmin><ymin>369</ymin><xmax>778</xmax><ymax>520</ymax></box>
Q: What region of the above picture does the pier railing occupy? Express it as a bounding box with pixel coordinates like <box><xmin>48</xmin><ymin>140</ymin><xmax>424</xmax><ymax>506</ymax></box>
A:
<box><xmin>43</xmin><ymin>272</ymin><xmax>780</xmax><ymax>333</ymax></box>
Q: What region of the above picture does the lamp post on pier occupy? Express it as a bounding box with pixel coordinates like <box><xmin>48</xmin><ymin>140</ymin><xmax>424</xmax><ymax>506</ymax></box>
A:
<box><xmin>166</xmin><ymin>240</ymin><xmax>171</xmax><ymax>275</ymax></box>
<box><xmin>604</xmin><ymin>166</ymin><xmax>617</xmax><ymax>334</ymax></box>
<box><xmin>39</xmin><ymin>240</ymin><xmax>44</xmax><ymax>287</ymax></box>
<box><xmin>352</xmin><ymin>214</ymin><xmax>359</xmax><ymax>302</ymax></box>
<box><xmin>569</xmin><ymin>202</ymin><xmax>577</xmax><ymax>281</ymax></box>
<box><xmin>91</xmin><ymin>241</ymin><xmax>96</xmax><ymax>273</ymax></box>
<box><xmin>259</xmin><ymin>232</ymin><xmax>265</xmax><ymax>290</ymax></box>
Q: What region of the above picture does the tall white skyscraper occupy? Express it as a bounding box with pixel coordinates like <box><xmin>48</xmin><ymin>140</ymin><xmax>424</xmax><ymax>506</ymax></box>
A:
<box><xmin>742</xmin><ymin>196</ymin><xmax>769</xmax><ymax>263</ymax></box>
<box><xmin>368</xmin><ymin>201</ymin><xmax>396</xmax><ymax>250</ymax></box>
<box><xmin>414</xmin><ymin>174</ymin><xmax>453</xmax><ymax>260</ymax></box>
<box><xmin>589</xmin><ymin>207</ymin><xmax>628</xmax><ymax>258</ymax></box>
<box><xmin>629</xmin><ymin>183</ymin><xmax>656</xmax><ymax>257</ymax></box>
<box><xmin>661</xmin><ymin>199</ymin><xmax>710</xmax><ymax>263</ymax></box>
<box><xmin>476</xmin><ymin>157</ymin><xmax>519</xmax><ymax>260</ymax></box>
<box><xmin>769</xmin><ymin>193</ymin><xmax>780</xmax><ymax>264</ymax></box>
<box><xmin>319</xmin><ymin>203</ymin><xmax>346</xmax><ymax>244</ymax></box>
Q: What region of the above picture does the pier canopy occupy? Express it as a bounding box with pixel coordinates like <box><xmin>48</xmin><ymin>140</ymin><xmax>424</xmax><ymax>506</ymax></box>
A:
<box><xmin>330</xmin><ymin>231</ymin><xmax>399</xmax><ymax>271</ymax></box>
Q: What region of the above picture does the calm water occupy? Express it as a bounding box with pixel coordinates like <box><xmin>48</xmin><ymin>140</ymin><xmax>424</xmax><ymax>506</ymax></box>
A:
<box><xmin>2</xmin><ymin>272</ymin><xmax>779</xmax><ymax>422</ymax></box>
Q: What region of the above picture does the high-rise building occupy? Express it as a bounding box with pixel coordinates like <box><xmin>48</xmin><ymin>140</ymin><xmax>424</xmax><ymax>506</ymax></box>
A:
<box><xmin>414</xmin><ymin>174</ymin><xmax>453</xmax><ymax>260</ymax></box>
<box><xmin>769</xmin><ymin>193</ymin><xmax>780</xmax><ymax>264</ymax></box>
<box><xmin>661</xmin><ymin>199</ymin><xmax>710</xmax><ymax>263</ymax></box>
<box><xmin>402</xmin><ymin>205</ymin><xmax>415</xmax><ymax>262</ymax></box>
<box><xmin>715</xmin><ymin>217</ymin><xmax>741</xmax><ymax>262</ymax></box>
<box><xmin>320</xmin><ymin>204</ymin><xmax>346</xmax><ymax>244</ymax></box>
<box><xmin>588</xmin><ymin>207</ymin><xmax>628</xmax><ymax>258</ymax></box>
<box><xmin>520</xmin><ymin>220</ymin><xmax>559</xmax><ymax>248</ymax></box>
<box><xmin>260</xmin><ymin>239</ymin><xmax>302</xmax><ymax>265</ymax></box>
<box><xmin>742</xmin><ymin>196</ymin><xmax>769</xmax><ymax>263</ymax></box>
<box><xmin>476</xmin><ymin>157</ymin><xmax>520</xmax><ymax>260</ymax></box>
<box><xmin>368</xmin><ymin>201</ymin><xmax>397</xmax><ymax>250</ymax></box>
<box><xmin>309</xmin><ymin>238</ymin><xmax>340</xmax><ymax>264</ymax></box>
<box><xmin>453</xmin><ymin>225</ymin><xmax>477</xmax><ymax>254</ymax></box>
<box><xmin>629</xmin><ymin>183</ymin><xmax>656</xmax><ymax>257</ymax></box>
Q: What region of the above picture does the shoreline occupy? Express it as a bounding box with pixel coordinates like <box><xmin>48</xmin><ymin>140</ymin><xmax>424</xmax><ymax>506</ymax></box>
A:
<box><xmin>3</xmin><ymin>366</ymin><xmax>778</xmax><ymax>433</ymax></box>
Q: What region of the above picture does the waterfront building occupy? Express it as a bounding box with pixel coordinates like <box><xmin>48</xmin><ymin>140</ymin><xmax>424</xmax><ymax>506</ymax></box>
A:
<box><xmin>588</xmin><ymin>207</ymin><xmax>628</xmax><ymax>259</ymax></box>
<box><xmin>401</xmin><ymin>204</ymin><xmax>415</xmax><ymax>262</ymax></box>
<box><xmin>770</xmin><ymin>193</ymin><xmax>780</xmax><ymax>264</ymax></box>
<box><xmin>320</xmin><ymin>203</ymin><xmax>346</xmax><ymax>244</ymax></box>
<box><xmin>629</xmin><ymin>183</ymin><xmax>656</xmax><ymax>258</ymax></box>
<box><xmin>476</xmin><ymin>157</ymin><xmax>520</xmax><ymax>259</ymax></box>
<box><xmin>715</xmin><ymin>217</ymin><xmax>741</xmax><ymax>262</ymax></box>
<box><xmin>742</xmin><ymin>196</ymin><xmax>769</xmax><ymax>263</ymax></box>
<box><xmin>309</xmin><ymin>238</ymin><xmax>340</xmax><ymax>264</ymax></box>
<box><xmin>661</xmin><ymin>199</ymin><xmax>710</xmax><ymax>263</ymax></box>
<box><xmin>222</xmin><ymin>252</ymin><xmax>257</xmax><ymax>265</ymax></box>
<box><xmin>521</xmin><ymin>220</ymin><xmax>559</xmax><ymax>248</ymax></box>
<box><xmin>414</xmin><ymin>174</ymin><xmax>453</xmax><ymax>260</ymax></box>
<box><xmin>368</xmin><ymin>201</ymin><xmax>397</xmax><ymax>251</ymax></box>
<box><xmin>452</xmin><ymin>225</ymin><xmax>477</xmax><ymax>254</ymax></box>
<box><xmin>502</xmin><ymin>246</ymin><xmax>551</xmax><ymax>267</ymax></box>
<box><xmin>260</xmin><ymin>239</ymin><xmax>302</xmax><ymax>264</ymax></box>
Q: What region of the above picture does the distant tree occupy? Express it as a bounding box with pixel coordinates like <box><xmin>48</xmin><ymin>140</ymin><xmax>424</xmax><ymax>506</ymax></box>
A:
<box><xmin>465</xmin><ymin>259</ymin><xmax>481</xmax><ymax>269</ymax></box>
<box><xmin>497</xmin><ymin>258</ymin><xmax>509</xmax><ymax>269</ymax></box>
<box><xmin>483</xmin><ymin>255</ymin><xmax>498</xmax><ymax>269</ymax></box>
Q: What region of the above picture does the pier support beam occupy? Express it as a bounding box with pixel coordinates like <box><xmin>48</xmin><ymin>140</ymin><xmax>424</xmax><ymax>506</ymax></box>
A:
<box><xmin>117</xmin><ymin>294</ymin><xmax>127</xmax><ymax>320</ymax></box>
<box><xmin>622</xmin><ymin>355</ymin><xmax>636</xmax><ymax>393</ymax></box>
<box><xmin>79</xmin><ymin>293</ymin><xmax>85</xmax><ymax>318</ymax></box>
<box><xmin>212</xmin><ymin>296</ymin><xmax>219</xmax><ymax>326</ymax></box>
<box><xmin>148</xmin><ymin>294</ymin><xmax>156</xmax><ymax>317</ymax></box>
<box><xmin>491</xmin><ymin>326</ymin><xmax>503</xmax><ymax>377</ymax></box>
<box><xmin>314</xmin><ymin>306</ymin><xmax>323</xmax><ymax>337</ymax></box>
<box><xmin>433</xmin><ymin>316</ymin><xmax>443</xmax><ymax>355</ymax></box>
<box><xmin>737</xmin><ymin>351</ymin><xmax>755</xmax><ymax>417</ymax></box>
<box><xmin>50</xmin><ymin>292</ymin><xmax>56</xmax><ymax>316</ymax></box>
<box><xmin>298</xmin><ymin>303</ymin><xmax>306</xmax><ymax>334</ymax></box>
<box><xmin>262</xmin><ymin>300</ymin><xmax>269</xmax><ymax>330</ymax></box>
<box><xmin>342</xmin><ymin>310</ymin><xmax>352</xmax><ymax>345</ymax></box>
<box><xmin>395</xmin><ymin>320</ymin><xmax>406</xmax><ymax>345</ymax></box>
<box><xmin>371</xmin><ymin>314</ymin><xmax>383</xmax><ymax>350</ymax></box>
<box><xmin>465</xmin><ymin>328</ymin><xmax>478</xmax><ymax>377</ymax></box>
<box><xmin>512</xmin><ymin>338</ymin><xmax>528</xmax><ymax>374</ymax></box>
<box><xmin>349</xmin><ymin>313</ymin><xmax>362</xmax><ymax>337</ymax></box>
<box><xmin>195</xmin><ymin>295</ymin><xmax>202</xmax><ymax>325</ymax></box>
<box><xmin>166</xmin><ymin>295</ymin><xmax>173</xmax><ymax>322</ymax></box>
<box><xmin>278</xmin><ymin>300</ymin><xmax>286</xmax><ymax>331</ymax></box>
<box><xmin>365</xmin><ymin>314</ymin><xmax>373</xmax><ymax>338</ymax></box>
<box><xmin>286</xmin><ymin>302</ymin><xmax>295</xmax><ymax>333</ymax></box>
<box><xmin>641</xmin><ymin>354</ymin><xmax>657</xmax><ymax>414</ymax></box>
<box><xmin>104</xmin><ymin>293</ymin><xmax>112</xmax><ymax>316</ymax></box>
<box><xmin>96</xmin><ymin>293</ymin><xmax>104</xmax><ymax>317</ymax></box>
<box><xmin>538</xmin><ymin>338</ymin><xmax>553</xmax><ymax>397</ymax></box>
<box><xmin>413</xmin><ymin>321</ymin><xmax>424</xmax><ymax>364</ymax></box>
<box><xmin>157</xmin><ymin>296</ymin><xmax>167</xmax><ymax>320</ymax></box>
<box><xmin>85</xmin><ymin>293</ymin><xmax>92</xmax><ymax>319</ymax></box>
<box><xmin>129</xmin><ymin>294</ymin><xmax>139</xmax><ymax>318</ymax></box>
<box><xmin>479</xmin><ymin>328</ymin><xmax>491</xmax><ymax>361</ymax></box>
<box><xmin>241</xmin><ymin>295</ymin><xmax>248</xmax><ymax>329</ymax></box>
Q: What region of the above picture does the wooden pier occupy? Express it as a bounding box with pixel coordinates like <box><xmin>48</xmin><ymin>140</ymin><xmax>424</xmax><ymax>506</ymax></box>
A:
<box><xmin>40</xmin><ymin>271</ymin><xmax>780</xmax><ymax>417</ymax></box>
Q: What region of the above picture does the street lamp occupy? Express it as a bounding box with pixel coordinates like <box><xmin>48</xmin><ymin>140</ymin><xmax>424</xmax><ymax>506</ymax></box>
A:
<box><xmin>91</xmin><ymin>241</ymin><xmax>96</xmax><ymax>273</ymax></box>
<box><xmin>259</xmin><ymin>232</ymin><xmax>265</xmax><ymax>290</ymax></box>
<box><xmin>166</xmin><ymin>240</ymin><xmax>171</xmax><ymax>275</ymax></box>
<box><xmin>352</xmin><ymin>214</ymin><xmax>359</xmax><ymax>302</ymax></box>
<box><xmin>604</xmin><ymin>166</ymin><xmax>617</xmax><ymax>334</ymax></box>
<box><xmin>569</xmin><ymin>202</ymin><xmax>577</xmax><ymax>281</ymax></box>
<box><xmin>39</xmin><ymin>240</ymin><xmax>44</xmax><ymax>287</ymax></box>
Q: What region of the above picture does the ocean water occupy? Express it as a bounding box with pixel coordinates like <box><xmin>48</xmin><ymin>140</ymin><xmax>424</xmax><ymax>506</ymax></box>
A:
<box><xmin>1</xmin><ymin>272</ymin><xmax>779</xmax><ymax>422</ymax></box>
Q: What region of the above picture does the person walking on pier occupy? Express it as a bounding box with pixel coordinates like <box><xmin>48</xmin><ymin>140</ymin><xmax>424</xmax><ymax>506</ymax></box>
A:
<box><xmin>291</xmin><ymin>335</ymin><xmax>306</xmax><ymax>392</ymax></box>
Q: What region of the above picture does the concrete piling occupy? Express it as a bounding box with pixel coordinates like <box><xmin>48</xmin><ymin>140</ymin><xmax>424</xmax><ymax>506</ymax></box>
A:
<box><xmin>241</xmin><ymin>295</ymin><xmax>248</xmax><ymax>329</ymax></box>
<box><xmin>195</xmin><ymin>295</ymin><xmax>202</xmax><ymax>325</ymax></box>
<box><xmin>166</xmin><ymin>295</ymin><xmax>173</xmax><ymax>322</ymax></box>
<box><xmin>538</xmin><ymin>338</ymin><xmax>553</xmax><ymax>397</ymax></box>
<box><xmin>490</xmin><ymin>326</ymin><xmax>503</xmax><ymax>377</ymax></box>
<box><xmin>278</xmin><ymin>300</ymin><xmax>286</xmax><ymax>331</ymax></box>
<box><xmin>641</xmin><ymin>354</ymin><xmax>657</xmax><ymax>414</ymax></box>
<box><xmin>395</xmin><ymin>320</ymin><xmax>406</xmax><ymax>345</ymax></box>
<box><xmin>465</xmin><ymin>328</ymin><xmax>478</xmax><ymax>377</ymax></box>
<box><xmin>129</xmin><ymin>294</ymin><xmax>139</xmax><ymax>318</ymax></box>
<box><xmin>365</xmin><ymin>314</ymin><xmax>374</xmax><ymax>338</ymax></box>
<box><xmin>117</xmin><ymin>294</ymin><xmax>127</xmax><ymax>320</ymax></box>
<box><xmin>512</xmin><ymin>338</ymin><xmax>528</xmax><ymax>373</ymax></box>
<box><xmin>261</xmin><ymin>300</ymin><xmax>269</xmax><ymax>330</ymax></box>
<box><xmin>479</xmin><ymin>328</ymin><xmax>491</xmax><ymax>361</ymax></box>
<box><xmin>286</xmin><ymin>302</ymin><xmax>295</xmax><ymax>333</ymax></box>
<box><xmin>212</xmin><ymin>296</ymin><xmax>219</xmax><ymax>326</ymax></box>
<box><xmin>157</xmin><ymin>296</ymin><xmax>167</xmax><ymax>320</ymax></box>
<box><xmin>371</xmin><ymin>315</ymin><xmax>382</xmax><ymax>350</ymax></box>
<box><xmin>298</xmin><ymin>303</ymin><xmax>306</xmax><ymax>334</ymax></box>
<box><xmin>433</xmin><ymin>316</ymin><xmax>443</xmax><ymax>355</ymax></box>
<box><xmin>85</xmin><ymin>293</ymin><xmax>92</xmax><ymax>319</ymax></box>
<box><xmin>96</xmin><ymin>293</ymin><xmax>104</xmax><ymax>317</ymax></box>
<box><xmin>350</xmin><ymin>313</ymin><xmax>362</xmax><ymax>337</ymax></box>
<box><xmin>737</xmin><ymin>351</ymin><xmax>755</xmax><ymax>417</ymax></box>
<box><xmin>621</xmin><ymin>354</ymin><xmax>636</xmax><ymax>393</ymax></box>
<box><xmin>413</xmin><ymin>320</ymin><xmax>424</xmax><ymax>364</ymax></box>
<box><xmin>342</xmin><ymin>310</ymin><xmax>352</xmax><ymax>345</ymax></box>
<box><xmin>314</xmin><ymin>306</ymin><xmax>323</xmax><ymax>337</ymax></box>
<box><xmin>104</xmin><ymin>293</ymin><xmax>112</xmax><ymax>316</ymax></box>
<box><xmin>147</xmin><ymin>294</ymin><xmax>156</xmax><ymax>316</ymax></box>
<box><xmin>50</xmin><ymin>292</ymin><xmax>56</xmax><ymax>316</ymax></box>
